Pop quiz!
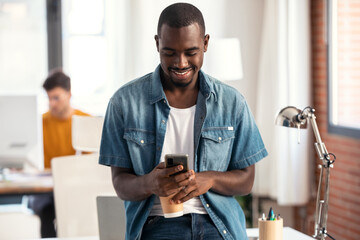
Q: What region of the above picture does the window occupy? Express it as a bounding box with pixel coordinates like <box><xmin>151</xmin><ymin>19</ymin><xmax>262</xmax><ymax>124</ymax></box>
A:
<box><xmin>60</xmin><ymin>0</ymin><xmax>125</xmax><ymax>116</ymax></box>
<box><xmin>62</xmin><ymin>0</ymin><xmax>107</xmax><ymax>97</ymax></box>
<box><xmin>61</xmin><ymin>0</ymin><xmax>109</xmax><ymax>115</ymax></box>
<box><xmin>328</xmin><ymin>0</ymin><xmax>360</xmax><ymax>138</ymax></box>
<box><xmin>0</xmin><ymin>0</ymin><xmax>47</xmax><ymax>94</ymax></box>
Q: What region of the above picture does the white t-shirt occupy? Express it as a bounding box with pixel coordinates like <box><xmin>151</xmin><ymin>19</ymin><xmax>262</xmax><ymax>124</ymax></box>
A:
<box><xmin>149</xmin><ymin>105</ymin><xmax>207</xmax><ymax>216</ymax></box>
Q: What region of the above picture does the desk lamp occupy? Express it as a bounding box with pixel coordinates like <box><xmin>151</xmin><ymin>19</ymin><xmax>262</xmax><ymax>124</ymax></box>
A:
<box><xmin>275</xmin><ymin>106</ymin><xmax>336</xmax><ymax>240</ymax></box>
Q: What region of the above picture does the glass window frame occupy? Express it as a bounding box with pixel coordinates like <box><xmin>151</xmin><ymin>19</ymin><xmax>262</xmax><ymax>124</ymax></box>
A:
<box><xmin>46</xmin><ymin>0</ymin><xmax>63</xmax><ymax>70</ymax></box>
<box><xmin>327</xmin><ymin>0</ymin><xmax>360</xmax><ymax>139</ymax></box>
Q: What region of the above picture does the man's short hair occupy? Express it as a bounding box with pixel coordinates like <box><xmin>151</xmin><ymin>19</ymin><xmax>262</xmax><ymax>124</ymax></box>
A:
<box><xmin>157</xmin><ymin>3</ymin><xmax>205</xmax><ymax>37</ymax></box>
<box><xmin>43</xmin><ymin>69</ymin><xmax>71</xmax><ymax>92</ymax></box>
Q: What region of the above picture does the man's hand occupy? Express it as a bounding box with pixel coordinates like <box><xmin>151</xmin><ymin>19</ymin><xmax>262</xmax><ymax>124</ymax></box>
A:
<box><xmin>111</xmin><ymin>164</ymin><xmax>254</xmax><ymax>202</ymax></box>
<box><xmin>170</xmin><ymin>171</ymin><xmax>212</xmax><ymax>204</ymax></box>
<box><xmin>146</xmin><ymin>162</ymin><xmax>194</xmax><ymax>197</ymax></box>
<box><xmin>170</xmin><ymin>165</ymin><xmax>255</xmax><ymax>204</ymax></box>
<box><xmin>111</xmin><ymin>163</ymin><xmax>194</xmax><ymax>201</ymax></box>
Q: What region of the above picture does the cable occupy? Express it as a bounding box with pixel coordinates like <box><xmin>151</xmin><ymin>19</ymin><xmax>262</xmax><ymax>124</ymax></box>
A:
<box><xmin>326</xmin><ymin>232</ymin><xmax>336</xmax><ymax>240</ymax></box>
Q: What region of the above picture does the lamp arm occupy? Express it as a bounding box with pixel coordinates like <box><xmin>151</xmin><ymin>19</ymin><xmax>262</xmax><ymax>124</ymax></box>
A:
<box><xmin>307</xmin><ymin>111</ymin><xmax>334</xmax><ymax>240</ymax></box>
<box><xmin>299</xmin><ymin>107</ymin><xmax>329</xmax><ymax>159</ymax></box>
<box><xmin>309</xmin><ymin>113</ymin><xmax>328</xmax><ymax>159</ymax></box>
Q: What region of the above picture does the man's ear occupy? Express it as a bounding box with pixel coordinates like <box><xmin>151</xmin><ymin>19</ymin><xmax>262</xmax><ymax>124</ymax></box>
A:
<box><xmin>155</xmin><ymin>35</ymin><xmax>160</xmax><ymax>52</ymax></box>
<box><xmin>203</xmin><ymin>34</ymin><xmax>210</xmax><ymax>52</ymax></box>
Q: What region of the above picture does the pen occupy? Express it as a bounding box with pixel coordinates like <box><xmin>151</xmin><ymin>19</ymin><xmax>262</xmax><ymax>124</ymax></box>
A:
<box><xmin>268</xmin><ymin>207</ymin><xmax>274</xmax><ymax>220</ymax></box>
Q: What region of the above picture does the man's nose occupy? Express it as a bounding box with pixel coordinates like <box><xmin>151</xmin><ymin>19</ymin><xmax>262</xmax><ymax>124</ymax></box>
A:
<box><xmin>49</xmin><ymin>99</ymin><xmax>57</xmax><ymax>108</ymax></box>
<box><xmin>175</xmin><ymin>53</ymin><xmax>188</xmax><ymax>69</ymax></box>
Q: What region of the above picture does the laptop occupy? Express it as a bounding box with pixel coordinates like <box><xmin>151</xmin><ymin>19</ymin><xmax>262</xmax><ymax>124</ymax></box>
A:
<box><xmin>97</xmin><ymin>196</ymin><xmax>126</xmax><ymax>240</ymax></box>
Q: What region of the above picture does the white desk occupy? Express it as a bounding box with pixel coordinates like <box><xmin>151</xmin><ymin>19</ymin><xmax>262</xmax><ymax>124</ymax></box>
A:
<box><xmin>32</xmin><ymin>227</ymin><xmax>314</xmax><ymax>240</ymax></box>
<box><xmin>247</xmin><ymin>227</ymin><xmax>315</xmax><ymax>239</ymax></box>
<box><xmin>32</xmin><ymin>237</ymin><xmax>99</xmax><ymax>240</ymax></box>
<box><xmin>0</xmin><ymin>170</ymin><xmax>53</xmax><ymax>196</ymax></box>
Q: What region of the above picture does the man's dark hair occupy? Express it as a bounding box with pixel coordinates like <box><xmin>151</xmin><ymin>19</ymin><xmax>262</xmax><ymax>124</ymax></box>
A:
<box><xmin>157</xmin><ymin>3</ymin><xmax>205</xmax><ymax>37</ymax></box>
<box><xmin>43</xmin><ymin>69</ymin><xmax>71</xmax><ymax>91</ymax></box>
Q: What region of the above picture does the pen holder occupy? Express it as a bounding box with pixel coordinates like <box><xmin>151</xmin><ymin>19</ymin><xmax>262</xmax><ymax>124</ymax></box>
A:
<box><xmin>258</xmin><ymin>218</ymin><xmax>283</xmax><ymax>240</ymax></box>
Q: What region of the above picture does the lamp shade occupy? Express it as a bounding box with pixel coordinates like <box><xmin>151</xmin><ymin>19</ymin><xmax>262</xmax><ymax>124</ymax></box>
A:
<box><xmin>275</xmin><ymin>106</ymin><xmax>307</xmax><ymax>129</ymax></box>
<box><xmin>202</xmin><ymin>38</ymin><xmax>243</xmax><ymax>81</ymax></box>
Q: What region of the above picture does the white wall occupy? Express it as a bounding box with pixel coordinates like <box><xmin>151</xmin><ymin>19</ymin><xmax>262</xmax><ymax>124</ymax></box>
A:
<box><xmin>222</xmin><ymin>0</ymin><xmax>265</xmax><ymax>113</ymax></box>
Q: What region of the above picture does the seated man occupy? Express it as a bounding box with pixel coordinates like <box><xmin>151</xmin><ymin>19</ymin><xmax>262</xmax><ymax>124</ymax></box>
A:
<box><xmin>29</xmin><ymin>70</ymin><xmax>89</xmax><ymax>238</ymax></box>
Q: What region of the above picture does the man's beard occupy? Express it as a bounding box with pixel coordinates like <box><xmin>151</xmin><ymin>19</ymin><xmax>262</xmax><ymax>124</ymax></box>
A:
<box><xmin>169</xmin><ymin>76</ymin><xmax>194</xmax><ymax>88</ymax></box>
<box><xmin>168</xmin><ymin>66</ymin><xmax>195</xmax><ymax>88</ymax></box>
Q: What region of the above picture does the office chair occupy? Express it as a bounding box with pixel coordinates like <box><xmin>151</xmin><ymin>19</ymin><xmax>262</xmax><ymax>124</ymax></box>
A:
<box><xmin>52</xmin><ymin>116</ymin><xmax>116</xmax><ymax>237</ymax></box>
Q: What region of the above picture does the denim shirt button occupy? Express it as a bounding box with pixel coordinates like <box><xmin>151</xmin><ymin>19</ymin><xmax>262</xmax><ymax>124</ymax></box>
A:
<box><xmin>206</xmin><ymin>204</ymin><xmax>209</xmax><ymax>208</ymax></box>
<box><xmin>223</xmin><ymin>230</ymin><xmax>227</xmax><ymax>234</ymax></box>
<box><xmin>163</xmin><ymin>100</ymin><xmax>166</xmax><ymax>104</ymax></box>
<box><xmin>140</xmin><ymin>140</ymin><xmax>144</xmax><ymax>144</ymax></box>
<box><xmin>157</xmin><ymin>147</ymin><xmax>161</xmax><ymax>151</ymax></box>
<box><xmin>218</xmin><ymin>137</ymin><xmax>222</xmax><ymax>141</ymax></box>
<box><xmin>161</xmin><ymin>120</ymin><xmax>165</xmax><ymax>124</ymax></box>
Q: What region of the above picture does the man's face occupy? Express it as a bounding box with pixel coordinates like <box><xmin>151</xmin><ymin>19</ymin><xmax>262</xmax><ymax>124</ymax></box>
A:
<box><xmin>155</xmin><ymin>23</ymin><xmax>209</xmax><ymax>88</ymax></box>
<box><xmin>46</xmin><ymin>87</ymin><xmax>71</xmax><ymax>118</ymax></box>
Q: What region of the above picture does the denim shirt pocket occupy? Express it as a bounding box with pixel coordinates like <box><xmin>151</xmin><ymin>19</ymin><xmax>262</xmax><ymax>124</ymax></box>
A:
<box><xmin>123</xmin><ymin>129</ymin><xmax>156</xmax><ymax>175</ymax></box>
<box><xmin>200</xmin><ymin>127</ymin><xmax>235</xmax><ymax>171</ymax></box>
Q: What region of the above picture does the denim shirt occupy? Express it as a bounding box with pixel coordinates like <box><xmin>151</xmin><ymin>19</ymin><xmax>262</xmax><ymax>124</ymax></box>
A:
<box><xmin>99</xmin><ymin>65</ymin><xmax>268</xmax><ymax>240</ymax></box>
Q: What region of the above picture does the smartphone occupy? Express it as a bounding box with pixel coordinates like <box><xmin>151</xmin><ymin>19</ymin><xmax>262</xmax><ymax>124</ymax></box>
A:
<box><xmin>165</xmin><ymin>154</ymin><xmax>189</xmax><ymax>175</ymax></box>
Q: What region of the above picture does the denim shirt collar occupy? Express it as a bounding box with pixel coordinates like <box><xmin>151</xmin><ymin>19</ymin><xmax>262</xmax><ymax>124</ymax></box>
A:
<box><xmin>149</xmin><ymin>65</ymin><xmax>216</xmax><ymax>104</ymax></box>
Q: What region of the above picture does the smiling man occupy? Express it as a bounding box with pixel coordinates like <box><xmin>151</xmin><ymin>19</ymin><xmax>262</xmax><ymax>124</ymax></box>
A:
<box><xmin>99</xmin><ymin>3</ymin><xmax>267</xmax><ymax>240</ymax></box>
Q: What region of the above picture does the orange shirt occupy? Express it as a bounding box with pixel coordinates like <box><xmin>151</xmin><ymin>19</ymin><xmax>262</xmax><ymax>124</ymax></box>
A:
<box><xmin>43</xmin><ymin>109</ymin><xmax>90</xmax><ymax>169</ymax></box>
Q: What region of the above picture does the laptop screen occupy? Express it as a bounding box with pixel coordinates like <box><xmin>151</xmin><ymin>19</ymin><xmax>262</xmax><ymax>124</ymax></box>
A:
<box><xmin>97</xmin><ymin>196</ymin><xmax>126</xmax><ymax>240</ymax></box>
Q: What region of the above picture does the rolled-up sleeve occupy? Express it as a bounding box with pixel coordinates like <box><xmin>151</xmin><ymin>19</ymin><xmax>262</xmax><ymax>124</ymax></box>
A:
<box><xmin>228</xmin><ymin>101</ymin><xmax>268</xmax><ymax>170</ymax></box>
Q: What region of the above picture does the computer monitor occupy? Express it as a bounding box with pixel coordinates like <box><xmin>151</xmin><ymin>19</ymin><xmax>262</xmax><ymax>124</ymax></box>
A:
<box><xmin>0</xmin><ymin>95</ymin><xmax>43</xmax><ymax>169</ymax></box>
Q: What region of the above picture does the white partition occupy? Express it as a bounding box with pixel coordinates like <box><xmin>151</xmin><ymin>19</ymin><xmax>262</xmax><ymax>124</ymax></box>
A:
<box><xmin>72</xmin><ymin>116</ymin><xmax>104</xmax><ymax>152</ymax></box>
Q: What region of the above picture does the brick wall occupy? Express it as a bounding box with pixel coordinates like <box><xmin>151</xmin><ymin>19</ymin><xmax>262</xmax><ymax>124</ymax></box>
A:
<box><xmin>294</xmin><ymin>1</ymin><xmax>360</xmax><ymax>239</ymax></box>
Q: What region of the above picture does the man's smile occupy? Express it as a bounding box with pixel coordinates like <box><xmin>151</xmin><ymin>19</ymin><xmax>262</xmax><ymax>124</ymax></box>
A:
<box><xmin>169</xmin><ymin>67</ymin><xmax>193</xmax><ymax>79</ymax></box>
